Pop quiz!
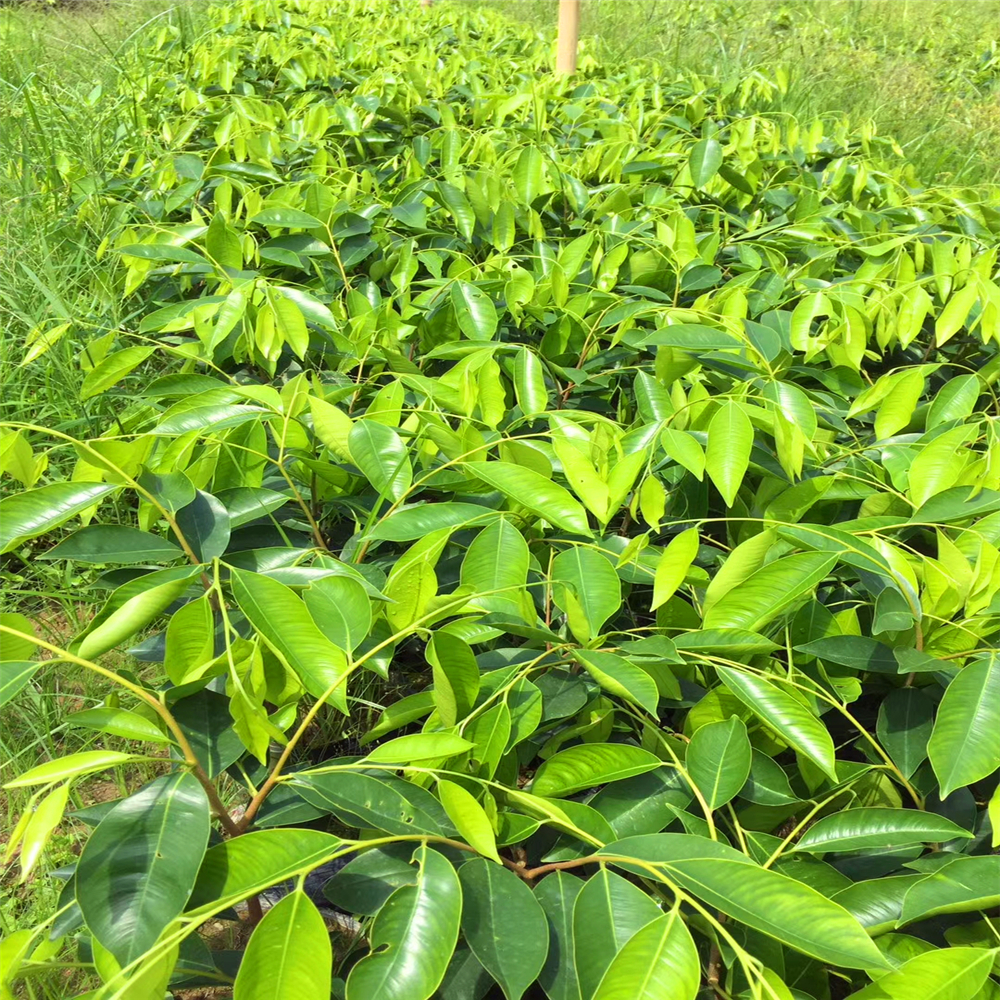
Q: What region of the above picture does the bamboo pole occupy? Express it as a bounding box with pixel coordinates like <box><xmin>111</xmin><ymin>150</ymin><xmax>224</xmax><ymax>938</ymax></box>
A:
<box><xmin>556</xmin><ymin>0</ymin><xmax>580</xmax><ymax>75</ymax></box>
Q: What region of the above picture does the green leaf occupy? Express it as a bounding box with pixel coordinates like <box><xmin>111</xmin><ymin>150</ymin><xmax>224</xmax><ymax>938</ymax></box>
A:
<box><xmin>572</xmin><ymin>650</ymin><xmax>659</xmax><ymax>715</ymax></box>
<box><xmin>174</xmin><ymin>490</ymin><xmax>230</xmax><ymax>562</ymax></box>
<box><xmin>233</xmin><ymin>890</ymin><xmax>331</xmax><ymax>1000</ymax></box>
<box><xmin>349</xmin><ymin>420</ymin><xmax>412</xmax><ymax>501</ymax></box>
<box><xmin>689</xmin><ymin>137</ymin><xmax>724</xmax><ymax>188</ymax></box>
<box><xmin>80</xmin><ymin>346</ymin><xmax>156</xmax><ymax>400</ymax></box>
<box><xmin>323</xmin><ymin>844</ymin><xmax>419</xmax><ymax>916</ymax></box>
<box><xmin>927</xmin><ymin>655</ymin><xmax>1000</xmax><ymax>797</ymax></box>
<box><xmin>897</xmin><ymin>856</ymin><xmax>1000</xmax><ymax>925</ymax></box>
<box><xmin>536</xmin><ymin>872</ymin><xmax>584</xmax><ymax>1000</ymax></box>
<box><xmin>365</xmin><ymin>733</ymin><xmax>475</xmax><ymax>764</ymax></box>
<box><xmin>188</xmin><ymin>830</ymin><xmax>343</xmax><ymax>913</ymax></box>
<box><xmin>346</xmin><ymin>845</ymin><xmax>461</xmax><ymax>1000</ymax></box>
<box><xmin>371</xmin><ymin>503</ymin><xmax>498</xmax><ymax>541</ymax></box>
<box><xmin>793</xmin><ymin>808</ymin><xmax>972</xmax><ymax>853</ymax></box>
<box><xmin>1</xmin><ymin>482</ymin><xmax>117</xmax><ymax>553</ymax></box>
<box><xmin>76</xmin><ymin>772</ymin><xmax>209</xmax><ymax>966</ymax></box>
<box><xmin>703</xmin><ymin>552</ymin><xmax>838</xmax><ymax>631</ymax></box>
<box><xmin>551</xmin><ymin>547</ymin><xmax>622</xmax><ymax>643</ymax></box>
<box><xmin>514</xmin><ymin>348</ymin><xmax>548</xmax><ymax>416</ymax></box>
<box><xmin>164</xmin><ymin>595</ymin><xmax>216</xmax><ymax>687</ymax></box>
<box><xmin>589</xmin><ymin>769</ymin><xmax>693</xmax><ymax>838</ymax></box>
<box><xmin>600</xmin><ymin>834</ymin><xmax>888</xmax><ymax>970</ymax></box>
<box><xmin>4</xmin><ymin>750</ymin><xmax>135</xmax><ymax>788</ymax></box>
<box><xmin>513</xmin><ymin>145</ymin><xmax>546</xmax><ymax>203</ymax></box>
<box><xmin>592</xmin><ymin>909</ymin><xmax>699</xmax><ymax>1000</ymax></box>
<box><xmin>715</xmin><ymin>666</ymin><xmax>838</xmax><ymax>781</ymax></box>
<box><xmin>705</xmin><ymin>402</ymin><xmax>753</xmax><ymax>507</ymax></box>
<box><xmin>72</xmin><ymin>566</ymin><xmax>202</xmax><ymax>661</ymax></box>
<box><xmin>303</xmin><ymin>575</ymin><xmax>371</xmax><ymax>652</ymax></box>
<box><xmin>427</xmin><ymin>631</ymin><xmax>480</xmax><ymax>727</ymax></box>
<box><xmin>659</xmin><ymin>428</ymin><xmax>705</xmax><ymax>480</ymax></box>
<box><xmin>67</xmin><ymin>708</ymin><xmax>173</xmax><ymax>744</ymax></box>
<box><xmin>531</xmin><ymin>744</ymin><xmax>663</xmax><ymax>798</ymax></box>
<box><xmin>153</xmin><ymin>403</ymin><xmax>273</xmax><ymax>437</ymax></box>
<box><xmin>849</xmin><ymin>946</ymin><xmax>993</xmax><ymax>1000</ymax></box>
<box><xmin>465</xmin><ymin>461</ymin><xmax>591</xmax><ymax>535</ymax></box>
<box><xmin>0</xmin><ymin>611</ymin><xmax>36</xmax><ymax>662</ymax></box>
<box><xmin>231</xmin><ymin>568</ymin><xmax>351</xmax><ymax>711</ymax></box>
<box><xmin>439</xmin><ymin>781</ymin><xmax>502</xmax><ymax>863</ymax></box>
<box><xmin>251</xmin><ymin>208</ymin><xmax>324</xmax><ymax>228</ymax></box>
<box><xmin>686</xmin><ymin>716</ymin><xmax>752</xmax><ymax>810</ymax></box>
<box><xmin>652</xmin><ymin>528</ymin><xmax>699</xmax><ymax>611</ymax></box>
<box><xmin>458</xmin><ymin>859</ymin><xmax>549</xmax><ymax>1000</ymax></box>
<box><xmin>0</xmin><ymin>661</ymin><xmax>41</xmax><ymax>707</ymax></box>
<box><xmin>451</xmin><ymin>282</ymin><xmax>498</xmax><ymax>340</ymax></box>
<box><xmin>40</xmin><ymin>525</ymin><xmax>183</xmax><ymax>564</ymax></box>
<box><xmin>573</xmin><ymin>867</ymin><xmax>662</xmax><ymax>1000</ymax></box>
<box><xmin>290</xmin><ymin>770</ymin><xmax>454</xmax><ymax>836</ymax></box>
<box><xmin>171</xmin><ymin>690</ymin><xmax>244</xmax><ymax>778</ymax></box>
<box><xmin>460</xmin><ymin>519</ymin><xmax>531</xmax><ymax>619</ymax></box>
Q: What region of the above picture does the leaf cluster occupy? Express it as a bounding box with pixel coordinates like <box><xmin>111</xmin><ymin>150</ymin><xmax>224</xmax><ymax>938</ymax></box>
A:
<box><xmin>2</xmin><ymin>2</ymin><xmax>1000</xmax><ymax>999</ymax></box>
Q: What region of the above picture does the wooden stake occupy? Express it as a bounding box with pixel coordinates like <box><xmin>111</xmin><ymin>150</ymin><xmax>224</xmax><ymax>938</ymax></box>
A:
<box><xmin>421</xmin><ymin>0</ymin><xmax>433</xmax><ymax>7</ymax></box>
<box><xmin>556</xmin><ymin>0</ymin><xmax>580</xmax><ymax>75</ymax></box>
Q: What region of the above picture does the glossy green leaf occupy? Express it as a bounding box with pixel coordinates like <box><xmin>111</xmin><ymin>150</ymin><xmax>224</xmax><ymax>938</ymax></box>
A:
<box><xmin>439</xmin><ymin>781</ymin><xmax>501</xmax><ymax>863</ymax></box>
<box><xmin>188</xmin><ymin>830</ymin><xmax>343</xmax><ymax>913</ymax></box>
<box><xmin>573</xmin><ymin>867</ymin><xmax>661</xmax><ymax>1000</ymax></box>
<box><xmin>705</xmin><ymin>402</ymin><xmax>753</xmax><ymax>507</ymax></box>
<box><xmin>346</xmin><ymin>845</ymin><xmax>461</xmax><ymax>1000</ymax></box>
<box><xmin>573</xmin><ymin>650</ymin><xmax>659</xmax><ymax>715</ymax></box>
<box><xmin>927</xmin><ymin>654</ymin><xmax>1000</xmax><ymax>797</ymax></box>
<box><xmin>427</xmin><ymin>631</ymin><xmax>480</xmax><ymax>727</ymax></box>
<box><xmin>686</xmin><ymin>716</ymin><xmax>752</xmax><ymax>810</ymax></box>
<box><xmin>80</xmin><ymin>346</ymin><xmax>156</xmax><ymax>400</ymax></box>
<box><xmin>174</xmin><ymin>490</ymin><xmax>230</xmax><ymax>561</ymax></box>
<box><xmin>303</xmin><ymin>575</ymin><xmax>371</xmax><ymax>652</ymax></box>
<box><xmin>231</xmin><ymin>568</ymin><xmax>351</xmax><ymax>711</ymax></box>
<box><xmin>76</xmin><ymin>772</ymin><xmax>210</xmax><ymax>966</ymax></box>
<box><xmin>460</xmin><ymin>518</ymin><xmax>531</xmax><ymax>620</ymax></box>
<box><xmin>531</xmin><ymin>744</ymin><xmax>662</xmax><ymax>798</ymax></box>
<box><xmin>451</xmin><ymin>281</ymin><xmax>498</xmax><ymax>340</ymax></box>
<box><xmin>689</xmin><ymin>137</ymin><xmax>724</xmax><ymax>188</ymax></box>
<box><xmin>600</xmin><ymin>834</ymin><xmax>888</xmax><ymax>969</ymax></box>
<box><xmin>715</xmin><ymin>665</ymin><xmax>838</xmax><ymax>781</ymax></box>
<box><xmin>897</xmin><ymin>856</ymin><xmax>1000</xmax><ymax>926</ymax></box>
<box><xmin>290</xmin><ymin>770</ymin><xmax>454</xmax><ymax>836</ymax></box>
<box><xmin>465</xmin><ymin>461</ymin><xmax>590</xmax><ymax>535</ymax></box>
<box><xmin>371</xmin><ymin>503</ymin><xmax>498</xmax><ymax>541</ymax></box>
<box><xmin>703</xmin><ymin>552</ymin><xmax>838</xmax><ymax>631</ymax></box>
<box><xmin>459</xmin><ymin>859</ymin><xmax>549</xmax><ymax>1000</ymax></box>
<box><xmin>1</xmin><ymin>482</ymin><xmax>117</xmax><ymax>553</ymax></box>
<box><xmin>652</xmin><ymin>528</ymin><xmax>699</xmax><ymax>611</ymax></box>
<box><xmin>0</xmin><ymin>660</ymin><xmax>40</xmax><ymax>707</ymax></box>
<box><xmin>40</xmin><ymin>525</ymin><xmax>183</xmax><ymax>564</ymax></box>
<box><xmin>72</xmin><ymin>565</ymin><xmax>200</xmax><ymax>660</ymax></box>
<box><xmin>536</xmin><ymin>872</ymin><xmax>584</xmax><ymax>1000</ymax></box>
<box><xmin>848</xmin><ymin>946</ymin><xmax>993</xmax><ymax>1000</ymax></box>
<box><xmin>514</xmin><ymin>347</ymin><xmax>548</xmax><ymax>416</ymax></box>
<box><xmin>349</xmin><ymin>419</ymin><xmax>412</xmax><ymax>501</ymax></box>
<box><xmin>67</xmin><ymin>708</ymin><xmax>172</xmax><ymax>744</ymax></box>
<box><xmin>793</xmin><ymin>808</ymin><xmax>972</xmax><ymax>853</ymax></box>
<box><xmin>365</xmin><ymin>733</ymin><xmax>474</xmax><ymax>764</ymax></box>
<box><xmin>4</xmin><ymin>750</ymin><xmax>134</xmax><ymax>788</ymax></box>
<box><xmin>592</xmin><ymin>909</ymin><xmax>699</xmax><ymax>1000</ymax></box>
<box><xmin>233</xmin><ymin>890</ymin><xmax>331</xmax><ymax>1000</ymax></box>
<box><xmin>551</xmin><ymin>547</ymin><xmax>622</xmax><ymax>643</ymax></box>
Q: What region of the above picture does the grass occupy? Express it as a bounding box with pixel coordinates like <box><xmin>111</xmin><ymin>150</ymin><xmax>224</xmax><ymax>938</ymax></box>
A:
<box><xmin>0</xmin><ymin>0</ymin><xmax>194</xmax><ymax>434</ymax></box>
<box><xmin>483</xmin><ymin>0</ymin><xmax>1000</xmax><ymax>186</ymax></box>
